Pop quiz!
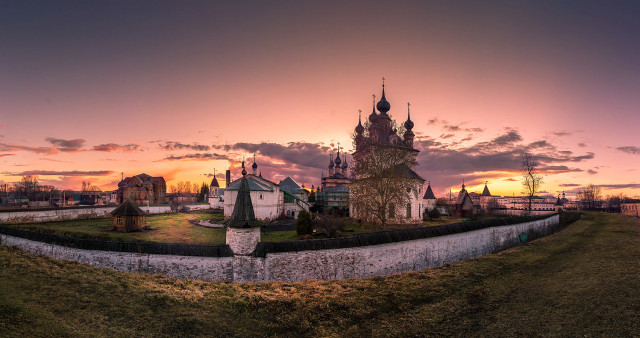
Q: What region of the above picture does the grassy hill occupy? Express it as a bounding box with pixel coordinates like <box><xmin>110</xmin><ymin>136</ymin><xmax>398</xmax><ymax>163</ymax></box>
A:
<box><xmin>1</xmin><ymin>212</ymin><xmax>638</xmax><ymax>336</ymax></box>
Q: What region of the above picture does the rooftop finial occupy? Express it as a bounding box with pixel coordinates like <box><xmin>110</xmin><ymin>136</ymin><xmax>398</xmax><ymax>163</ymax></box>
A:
<box><xmin>462</xmin><ymin>179</ymin><xmax>465</xmax><ymax>190</ymax></box>
<box><xmin>377</xmin><ymin>78</ymin><xmax>390</xmax><ymax>113</ymax></box>
<box><xmin>241</xmin><ymin>156</ymin><xmax>247</xmax><ymax>176</ymax></box>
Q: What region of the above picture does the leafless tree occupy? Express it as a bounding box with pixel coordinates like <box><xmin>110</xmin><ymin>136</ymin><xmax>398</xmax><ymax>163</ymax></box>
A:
<box><xmin>81</xmin><ymin>181</ymin><xmax>101</xmax><ymax>192</ymax></box>
<box><xmin>350</xmin><ymin>144</ymin><xmax>421</xmax><ymax>227</ymax></box>
<box><xmin>521</xmin><ymin>153</ymin><xmax>543</xmax><ymax>213</ymax></box>
<box><xmin>577</xmin><ymin>184</ymin><xmax>602</xmax><ymax>210</ymax></box>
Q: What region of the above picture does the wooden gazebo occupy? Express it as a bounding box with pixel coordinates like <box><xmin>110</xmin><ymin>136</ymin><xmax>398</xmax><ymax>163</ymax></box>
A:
<box><xmin>110</xmin><ymin>200</ymin><xmax>147</xmax><ymax>232</ymax></box>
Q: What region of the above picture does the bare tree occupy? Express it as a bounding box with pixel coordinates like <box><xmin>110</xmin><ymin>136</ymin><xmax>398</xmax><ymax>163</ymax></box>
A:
<box><xmin>521</xmin><ymin>153</ymin><xmax>543</xmax><ymax>213</ymax></box>
<box><xmin>350</xmin><ymin>144</ymin><xmax>421</xmax><ymax>227</ymax></box>
<box><xmin>577</xmin><ymin>184</ymin><xmax>602</xmax><ymax>210</ymax></box>
<box><xmin>81</xmin><ymin>181</ymin><xmax>101</xmax><ymax>192</ymax></box>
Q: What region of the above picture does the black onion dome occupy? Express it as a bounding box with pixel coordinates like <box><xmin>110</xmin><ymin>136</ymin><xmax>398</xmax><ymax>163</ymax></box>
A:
<box><xmin>368</xmin><ymin>102</ymin><xmax>378</xmax><ymax>123</ymax></box>
<box><xmin>404</xmin><ymin>111</ymin><xmax>414</xmax><ymax>130</ymax></box>
<box><xmin>334</xmin><ymin>151</ymin><xmax>342</xmax><ymax>165</ymax></box>
<box><xmin>376</xmin><ymin>86</ymin><xmax>391</xmax><ymax>113</ymax></box>
<box><xmin>355</xmin><ymin>112</ymin><xmax>364</xmax><ymax>134</ymax></box>
<box><xmin>252</xmin><ymin>162</ymin><xmax>257</xmax><ymax>169</ymax></box>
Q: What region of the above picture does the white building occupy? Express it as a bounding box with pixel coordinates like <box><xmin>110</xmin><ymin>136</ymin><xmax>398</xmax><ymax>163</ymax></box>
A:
<box><xmin>222</xmin><ymin>158</ymin><xmax>309</xmax><ymax>221</ymax></box>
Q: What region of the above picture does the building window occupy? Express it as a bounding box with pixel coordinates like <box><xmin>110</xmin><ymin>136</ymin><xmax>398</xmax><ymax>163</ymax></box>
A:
<box><xmin>406</xmin><ymin>203</ymin><xmax>411</xmax><ymax>218</ymax></box>
<box><xmin>260</xmin><ymin>194</ymin><xmax>263</xmax><ymax>200</ymax></box>
<box><xmin>116</xmin><ymin>216</ymin><xmax>123</xmax><ymax>225</ymax></box>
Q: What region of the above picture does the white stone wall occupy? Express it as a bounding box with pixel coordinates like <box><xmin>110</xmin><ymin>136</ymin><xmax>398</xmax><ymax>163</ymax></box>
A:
<box><xmin>0</xmin><ymin>204</ymin><xmax>211</xmax><ymax>224</ymax></box>
<box><xmin>0</xmin><ymin>234</ymin><xmax>233</xmax><ymax>281</ymax></box>
<box><xmin>1</xmin><ymin>214</ymin><xmax>559</xmax><ymax>282</ymax></box>
<box><xmin>226</xmin><ymin>227</ymin><xmax>260</xmax><ymax>255</ymax></box>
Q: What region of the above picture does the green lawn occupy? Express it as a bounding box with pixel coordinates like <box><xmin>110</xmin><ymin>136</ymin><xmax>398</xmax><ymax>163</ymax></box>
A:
<box><xmin>4</xmin><ymin>212</ymin><xmax>227</xmax><ymax>245</ymax></box>
<box><xmin>0</xmin><ymin>212</ymin><xmax>638</xmax><ymax>336</ymax></box>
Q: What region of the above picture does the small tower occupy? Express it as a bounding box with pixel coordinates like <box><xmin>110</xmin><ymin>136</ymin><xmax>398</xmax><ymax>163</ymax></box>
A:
<box><xmin>482</xmin><ymin>181</ymin><xmax>491</xmax><ymax>196</ymax></box>
<box><xmin>341</xmin><ymin>156</ymin><xmax>348</xmax><ymax>175</ymax></box>
<box><xmin>354</xmin><ymin>109</ymin><xmax>364</xmax><ymax>150</ymax></box>
<box><xmin>403</xmin><ymin>102</ymin><xmax>415</xmax><ymax>148</ymax></box>
<box><xmin>328</xmin><ymin>153</ymin><xmax>335</xmax><ymax>176</ymax></box>
<box><xmin>334</xmin><ymin>146</ymin><xmax>342</xmax><ymax>175</ymax></box>
<box><xmin>368</xmin><ymin>94</ymin><xmax>379</xmax><ymax>143</ymax></box>
<box><xmin>252</xmin><ymin>154</ymin><xmax>258</xmax><ymax>176</ymax></box>
<box><xmin>226</xmin><ymin>160</ymin><xmax>261</xmax><ymax>255</ymax></box>
<box><xmin>210</xmin><ymin>168</ymin><xmax>220</xmax><ymax>198</ymax></box>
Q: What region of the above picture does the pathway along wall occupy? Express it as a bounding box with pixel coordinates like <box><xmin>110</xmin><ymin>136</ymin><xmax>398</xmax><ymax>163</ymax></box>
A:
<box><xmin>0</xmin><ymin>214</ymin><xmax>564</xmax><ymax>282</ymax></box>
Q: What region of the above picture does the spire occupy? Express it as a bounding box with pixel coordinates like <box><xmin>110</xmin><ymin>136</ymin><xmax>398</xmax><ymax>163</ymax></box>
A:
<box><xmin>341</xmin><ymin>156</ymin><xmax>348</xmax><ymax>170</ymax></box>
<box><xmin>334</xmin><ymin>144</ymin><xmax>342</xmax><ymax>166</ymax></box>
<box><xmin>227</xmin><ymin>175</ymin><xmax>260</xmax><ymax>228</ymax></box>
<box><xmin>210</xmin><ymin>168</ymin><xmax>220</xmax><ymax>187</ymax></box>
<box><xmin>376</xmin><ymin>77</ymin><xmax>391</xmax><ymax>114</ymax></box>
<box><xmin>482</xmin><ymin>181</ymin><xmax>491</xmax><ymax>196</ymax></box>
<box><xmin>461</xmin><ymin>179</ymin><xmax>465</xmax><ymax>190</ymax></box>
<box><xmin>241</xmin><ymin>158</ymin><xmax>247</xmax><ymax>177</ymax></box>
<box><xmin>423</xmin><ymin>181</ymin><xmax>436</xmax><ymax>199</ymax></box>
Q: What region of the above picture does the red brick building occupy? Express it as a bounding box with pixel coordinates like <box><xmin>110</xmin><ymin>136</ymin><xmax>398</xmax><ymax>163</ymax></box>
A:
<box><xmin>116</xmin><ymin>173</ymin><xmax>167</xmax><ymax>205</ymax></box>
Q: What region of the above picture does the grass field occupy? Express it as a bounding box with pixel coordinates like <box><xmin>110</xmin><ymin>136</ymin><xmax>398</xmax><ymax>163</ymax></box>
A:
<box><xmin>5</xmin><ymin>212</ymin><xmax>227</xmax><ymax>245</ymax></box>
<box><xmin>0</xmin><ymin>212</ymin><xmax>638</xmax><ymax>336</ymax></box>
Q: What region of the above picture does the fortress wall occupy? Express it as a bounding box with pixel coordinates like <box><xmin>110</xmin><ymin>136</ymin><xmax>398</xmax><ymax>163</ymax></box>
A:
<box><xmin>1</xmin><ymin>214</ymin><xmax>559</xmax><ymax>282</ymax></box>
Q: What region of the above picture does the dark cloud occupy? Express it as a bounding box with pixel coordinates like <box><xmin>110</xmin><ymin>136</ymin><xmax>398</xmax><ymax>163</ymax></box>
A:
<box><xmin>440</xmin><ymin>134</ymin><xmax>455</xmax><ymax>139</ymax></box>
<box><xmin>5</xmin><ymin>170</ymin><xmax>114</xmax><ymax>176</ymax></box>
<box><xmin>578</xmin><ymin>143</ymin><xmax>587</xmax><ymax>147</ymax></box>
<box><xmin>616</xmin><ymin>146</ymin><xmax>640</xmax><ymax>155</ymax></box>
<box><xmin>0</xmin><ymin>153</ymin><xmax>15</xmax><ymax>158</ymax></box>
<box><xmin>45</xmin><ymin>138</ymin><xmax>85</xmax><ymax>152</ymax></box>
<box><xmin>159</xmin><ymin>141</ymin><xmax>211</xmax><ymax>151</ymax></box>
<box><xmin>93</xmin><ymin>143</ymin><xmax>140</xmax><ymax>152</ymax></box>
<box><xmin>587</xmin><ymin>169</ymin><xmax>598</xmax><ymax>174</ymax></box>
<box><xmin>161</xmin><ymin>153</ymin><xmax>230</xmax><ymax>161</ymax></box>
<box><xmin>502</xmin><ymin>178</ymin><xmax>518</xmax><ymax>182</ymax></box>
<box><xmin>217</xmin><ymin>142</ymin><xmax>332</xmax><ymax>169</ymax></box>
<box><xmin>492</xmin><ymin>130</ymin><xmax>522</xmax><ymax>146</ymax></box>
<box><xmin>559</xmin><ymin>183</ymin><xmax>580</xmax><ymax>187</ymax></box>
<box><xmin>552</xmin><ymin>131</ymin><xmax>572</xmax><ymax>137</ymax></box>
<box><xmin>538</xmin><ymin>166</ymin><xmax>583</xmax><ymax>174</ymax></box>
<box><xmin>0</xmin><ymin>142</ymin><xmax>55</xmax><ymax>154</ymax></box>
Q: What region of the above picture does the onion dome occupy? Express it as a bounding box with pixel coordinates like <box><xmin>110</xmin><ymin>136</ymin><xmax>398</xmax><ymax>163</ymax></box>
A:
<box><xmin>252</xmin><ymin>161</ymin><xmax>257</xmax><ymax>169</ymax></box>
<box><xmin>368</xmin><ymin>96</ymin><xmax>378</xmax><ymax>123</ymax></box>
<box><xmin>334</xmin><ymin>149</ymin><xmax>342</xmax><ymax>166</ymax></box>
<box><xmin>328</xmin><ymin>153</ymin><xmax>335</xmax><ymax>169</ymax></box>
<box><xmin>376</xmin><ymin>80</ymin><xmax>391</xmax><ymax>114</ymax></box>
<box><xmin>241</xmin><ymin>160</ymin><xmax>247</xmax><ymax>176</ymax></box>
<box><xmin>404</xmin><ymin>103</ymin><xmax>414</xmax><ymax>130</ymax></box>
<box><xmin>355</xmin><ymin>110</ymin><xmax>364</xmax><ymax>134</ymax></box>
<box><xmin>341</xmin><ymin>157</ymin><xmax>348</xmax><ymax>170</ymax></box>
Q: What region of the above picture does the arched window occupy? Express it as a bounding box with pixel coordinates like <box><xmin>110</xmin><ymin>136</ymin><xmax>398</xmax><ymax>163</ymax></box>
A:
<box><xmin>406</xmin><ymin>203</ymin><xmax>411</xmax><ymax>218</ymax></box>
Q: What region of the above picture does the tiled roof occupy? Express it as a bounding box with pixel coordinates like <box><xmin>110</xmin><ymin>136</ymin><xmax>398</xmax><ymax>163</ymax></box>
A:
<box><xmin>423</xmin><ymin>184</ymin><xmax>436</xmax><ymax>199</ymax></box>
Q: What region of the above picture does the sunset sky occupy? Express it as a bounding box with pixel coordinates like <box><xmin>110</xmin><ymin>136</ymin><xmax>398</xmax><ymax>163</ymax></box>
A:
<box><xmin>2</xmin><ymin>0</ymin><xmax>640</xmax><ymax>198</ymax></box>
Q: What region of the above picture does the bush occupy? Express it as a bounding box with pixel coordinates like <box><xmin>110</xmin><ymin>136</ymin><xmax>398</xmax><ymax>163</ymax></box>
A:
<box><xmin>314</xmin><ymin>214</ymin><xmax>346</xmax><ymax>238</ymax></box>
<box><xmin>296</xmin><ymin>210</ymin><xmax>313</xmax><ymax>235</ymax></box>
<box><xmin>428</xmin><ymin>208</ymin><xmax>441</xmax><ymax>221</ymax></box>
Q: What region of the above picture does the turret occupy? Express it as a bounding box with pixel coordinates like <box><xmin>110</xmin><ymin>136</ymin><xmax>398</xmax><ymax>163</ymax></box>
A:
<box><xmin>403</xmin><ymin>102</ymin><xmax>415</xmax><ymax>148</ymax></box>
<box><xmin>328</xmin><ymin>153</ymin><xmax>335</xmax><ymax>176</ymax></box>
<box><xmin>251</xmin><ymin>154</ymin><xmax>258</xmax><ymax>176</ymax></box>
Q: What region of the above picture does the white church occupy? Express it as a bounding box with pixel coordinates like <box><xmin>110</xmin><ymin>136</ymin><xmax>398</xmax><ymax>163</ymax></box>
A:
<box><xmin>212</xmin><ymin>156</ymin><xmax>309</xmax><ymax>221</ymax></box>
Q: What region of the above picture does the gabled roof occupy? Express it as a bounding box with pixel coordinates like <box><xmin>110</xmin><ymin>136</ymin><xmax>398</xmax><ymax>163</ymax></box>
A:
<box><xmin>210</xmin><ymin>176</ymin><xmax>220</xmax><ymax>187</ymax></box>
<box><xmin>279</xmin><ymin>177</ymin><xmax>303</xmax><ymax>195</ymax></box>
<box><xmin>225</xmin><ymin>175</ymin><xmax>274</xmax><ymax>192</ymax></box>
<box><xmin>110</xmin><ymin>200</ymin><xmax>146</xmax><ymax>216</ymax></box>
<box><xmin>385</xmin><ymin>163</ymin><xmax>425</xmax><ymax>181</ymax></box>
<box><xmin>423</xmin><ymin>184</ymin><xmax>436</xmax><ymax>199</ymax></box>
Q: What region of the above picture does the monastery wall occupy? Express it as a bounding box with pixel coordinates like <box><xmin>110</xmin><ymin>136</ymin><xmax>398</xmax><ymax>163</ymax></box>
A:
<box><xmin>0</xmin><ymin>203</ymin><xmax>211</xmax><ymax>224</ymax></box>
<box><xmin>1</xmin><ymin>214</ymin><xmax>561</xmax><ymax>282</ymax></box>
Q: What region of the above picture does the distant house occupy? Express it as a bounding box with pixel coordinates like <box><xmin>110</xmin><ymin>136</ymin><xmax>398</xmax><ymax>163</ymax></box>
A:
<box><xmin>167</xmin><ymin>192</ymin><xmax>197</xmax><ymax>204</ymax></box>
<box><xmin>454</xmin><ymin>182</ymin><xmax>474</xmax><ymax>218</ymax></box>
<box><xmin>621</xmin><ymin>203</ymin><xmax>640</xmax><ymax>217</ymax></box>
<box><xmin>116</xmin><ymin>173</ymin><xmax>167</xmax><ymax>205</ymax></box>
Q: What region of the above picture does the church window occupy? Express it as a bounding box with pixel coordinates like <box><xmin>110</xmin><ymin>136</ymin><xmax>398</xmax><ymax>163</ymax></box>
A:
<box><xmin>406</xmin><ymin>203</ymin><xmax>411</xmax><ymax>218</ymax></box>
<box><xmin>260</xmin><ymin>194</ymin><xmax>263</xmax><ymax>200</ymax></box>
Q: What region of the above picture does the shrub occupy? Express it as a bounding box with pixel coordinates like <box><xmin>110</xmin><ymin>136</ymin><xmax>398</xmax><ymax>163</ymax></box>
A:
<box><xmin>314</xmin><ymin>214</ymin><xmax>346</xmax><ymax>238</ymax></box>
<box><xmin>428</xmin><ymin>208</ymin><xmax>441</xmax><ymax>221</ymax></box>
<box><xmin>296</xmin><ymin>210</ymin><xmax>313</xmax><ymax>236</ymax></box>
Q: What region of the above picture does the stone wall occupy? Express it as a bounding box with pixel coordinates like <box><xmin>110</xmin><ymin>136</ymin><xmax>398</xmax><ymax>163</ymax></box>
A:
<box><xmin>1</xmin><ymin>214</ymin><xmax>560</xmax><ymax>282</ymax></box>
<box><xmin>0</xmin><ymin>204</ymin><xmax>211</xmax><ymax>224</ymax></box>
